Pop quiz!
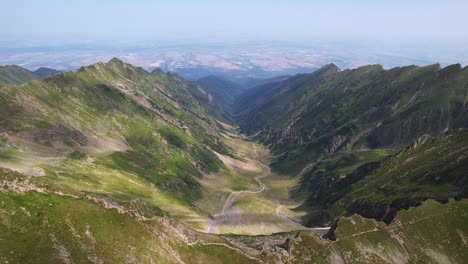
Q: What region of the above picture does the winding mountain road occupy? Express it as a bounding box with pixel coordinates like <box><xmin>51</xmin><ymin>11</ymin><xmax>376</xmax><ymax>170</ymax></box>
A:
<box><xmin>207</xmin><ymin>158</ymin><xmax>271</xmax><ymax>233</ymax></box>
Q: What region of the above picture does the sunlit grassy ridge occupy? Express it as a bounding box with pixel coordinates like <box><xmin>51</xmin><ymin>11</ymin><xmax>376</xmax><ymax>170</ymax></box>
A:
<box><xmin>0</xmin><ymin>169</ymin><xmax>259</xmax><ymax>264</ymax></box>
<box><xmin>0</xmin><ymin>58</ymin><xmax>227</xmax><ymax>220</ymax></box>
<box><xmin>3</xmin><ymin>158</ymin><xmax>466</xmax><ymax>263</ymax></box>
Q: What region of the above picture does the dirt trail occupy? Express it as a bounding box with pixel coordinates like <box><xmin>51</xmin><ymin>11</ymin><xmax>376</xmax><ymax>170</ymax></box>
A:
<box><xmin>205</xmin><ymin>135</ymin><xmax>331</xmax><ymax>235</ymax></box>
<box><xmin>207</xmin><ymin>157</ymin><xmax>271</xmax><ymax>233</ymax></box>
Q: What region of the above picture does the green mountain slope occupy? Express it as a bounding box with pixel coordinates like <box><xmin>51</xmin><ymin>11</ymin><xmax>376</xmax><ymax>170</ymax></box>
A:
<box><xmin>237</xmin><ymin>75</ymin><xmax>291</xmax><ymax>89</ymax></box>
<box><xmin>0</xmin><ymin>65</ymin><xmax>63</xmax><ymax>87</ymax></box>
<box><xmin>33</xmin><ymin>67</ymin><xmax>62</xmax><ymax>78</ymax></box>
<box><xmin>0</xmin><ymin>168</ymin><xmax>260</xmax><ymax>264</ymax></box>
<box><xmin>0</xmin><ymin>58</ymin><xmax>227</xmax><ymax>212</ymax></box>
<box><xmin>195</xmin><ymin>75</ymin><xmax>246</xmax><ymax>122</ymax></box>
<box><xmin>2</xmin><ymin>167</ymin><xmax>467</xmax><ymax>263</ymax></box>
<box><xmin>235</xmin><ymin>73</ymin><xmax>307</xmax><ymax>116</ymax></box>
<box><xmin>1</xmin><ymin>59</ymin><xmax>467</xmax><ymax>263</ymax></box>
<box><xmin>237</xmin><ymin>63</ymin><xmax>468</xmax><ymax>175</ymax></box>
<box><xmin>236</xmin><ymin>63</ymin><xmax>468</xmax><ymax>228</ymax></box>
<box><xmin>298</xmin><ymin>129</ymin><xmax>468</xmax><ymax>225</ymax></box>
<box><xmin>0</xmin><ymin>65</ymin><xmax>39</xmax><ymax>86</ymax></box>
<box><xmin>196</xmin><ymin>75</ymin><xmax>245</xmax><ymax>106</ymax></box>
<box><xmin>290</xmin><ymin>198</ymin><xmax>468</xmax><ymax>263</ymax></box>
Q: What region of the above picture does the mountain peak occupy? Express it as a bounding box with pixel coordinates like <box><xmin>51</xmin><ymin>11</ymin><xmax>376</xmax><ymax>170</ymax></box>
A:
<box><xmin>305</xmin><ymin>63</ymin><xmax>341</xmax><ymax>78</ymax></box>
<box><xmin>316</xmin><ymin>63</ymin><xmax>341</xmax><ymax>74</ymax></box>
<box><xmin>323</xmin><ymin>63</ymin><xmax>341</xmax><ymax>71</ymax></box>
<box><xmin>33</xmin><ymin>67</ymin><xmax>62</xmax><ymax>78</ymax></box>
<box><xmin>151</xmin><ymin>68</ymin><xmax>164</xmax><ymax>75</ymax></box>
<box><xmin>108</xmin><ymin>57</ymin><xmax>125</xmax><ymax>65</ymax></box>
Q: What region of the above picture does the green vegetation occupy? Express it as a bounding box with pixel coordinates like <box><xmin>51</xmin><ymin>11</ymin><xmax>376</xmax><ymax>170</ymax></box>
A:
<box><xmin>0</xmin><ymin>65</ymin><xmax>61</xmax><ymax>87</ymax></box>
<box><xmin>66</xmin><ymin>151</ymin><xmax>86</xmax><ymax>160</ymax></box>
<box><xmin>160</xmin><ymin>126</ymin><xmax>191</xmax><ymax>149</ymax></box>
<box><xmin>0</xmin><ymin>169</ymin><xmax>256</xmax><ymax>264</ymax></box>
<box><xmin>0</xmin><ymin>65</ymin><xmax>39</xmax><ymax>86</ymax></box>
<box><xmin>298</xmin><ymin>129</ymin><xmax>468</xmax><ymax>226</ymax></box>
<box><xmin>236</xmin><ymin>63</ymin><xmax>468</xmax><ymax>228</ymax></box>
<box><xmin>0</xmin><ymin>135</ymin><xmax>7</xmax><ymax>146</ymax></box>
<box><xmin>1</xmin><ymin>59</ymin><xmax>467</xmax><ymax>263</ymax></box>
<box><xmin>0</xmin><ymin>58</ymin><xmax>226</xmax><ymax>208</ymax></box>
<box><xmin>330</xmin><ymin>129</ymin><xmax>468</xmax><ymax>221</ymax></box>
<box><xmin>289</xmin><ymin>199</ymin><xmax>468</xmax><ymax>263</ymax></box>
<box><xmin>237</xmin><ymin>63</ymin><xmax>468</xmax><ymax>175</ymax></box>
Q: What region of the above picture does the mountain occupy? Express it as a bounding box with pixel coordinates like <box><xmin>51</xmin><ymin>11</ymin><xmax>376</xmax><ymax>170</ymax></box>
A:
<box><xmin>196</xmin><ymin>75</ymin><xmax>246</xmax><ymax>108</ymax></box>
<box><xmin>194</xmin><ymin>75</ymin><xmax>246</xmax><ymax>122</ymax></box>
<box><xmin>33</xmin><ymin>67</ymin><xmax>62</xmax><ymax>78</ymax></box>
<box><xmin>2</xmin><ymin>168</ymin><xmax>466</xmax><ymax>263</ymax></box>
<box><xmin>0</xmin><ymin>58</ymin><xmax>227</xmax><ymax>204</ymax></box>
<box><xmin>235</xmin><ymin>73</ymin><xmax>307</xmax><ymax>116</ymax></box>
<box><xmin>236</xmin><ymin>63</ymin><xmax>468</xmax><ymax>227</ymax></box>
<box><xmin>298</xmin><ymin>129</ymin><xmax>468</xmax><ymax>226</ymax></box>
<box><xmin>237</xmin><ymin>63</ymin><xmax>468</xmax><ymax>175</ymax></box>
<box><xmin>0</xmin><ymin>65</ymin><xmax>63</xmax><ymax>87</ymax></box>
<box><xmin>0</xmin><ymin>65</ymin><xmax>39</xmax><ymax>86</ymax></box>
<box><xmin>1</xmin><ymin>59</ymin><xmax>468</xmax><ymax>263</ymax></box>
<box><xmin>237</xmin><ymin>75</ymin><xmax>291</xmax><ymax>89</ymax></box>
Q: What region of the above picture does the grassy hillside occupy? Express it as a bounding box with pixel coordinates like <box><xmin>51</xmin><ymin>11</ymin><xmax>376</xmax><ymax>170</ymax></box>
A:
<box><xmin>296</xmin><ymin>129</ymin><xmax>468</xmax><ymax>225</ymax></box>
<box><xmin>236</xmin><ymin>63</ymin><xmax>468</xmax><ymax>229</ymax></box>
<box><xmin>237</xmin><ymin>63</ymin><xmax>468</xmax><ymax>175</ymax></box>
<box><xmin>238</xmin><ymin>75</ymin><xmax>290</xmax><ymax>89</ymax></box>
<box><xmin>0</xmin><ymin>65</ymin><xmax>39</xmax><ymax>86</ymax></box>
<box><xmin>0</xmin><ymin>65</ymin><xmax>62</xmax><ymax>87</ymax></box>
<box><xmin>2</xmin><ymin>167</ymin><xmax>467</xmax><ymax>263</ymax></box>
<box><xmin>289</xmin><ymin>199</ymin><xmax>468</xmax><ymax>263</ymax></box>
<box><xmin>1</xmin><ymin>59</ymin><xmax>467</xmax><ymax>263</ymax></box>
<box><xmin>0</xmin><ymin>168</ymin><xmax>259</xmax><ymax>264</ymax></box>
<box><xmin>0</xmin><ymin>58</ymin><xmax>227</xmax><ymax>220</ymax></box>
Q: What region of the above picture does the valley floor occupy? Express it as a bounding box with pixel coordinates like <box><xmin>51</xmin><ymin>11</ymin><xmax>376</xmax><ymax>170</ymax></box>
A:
<box><xmin>192</xmin><ymin>124</ymin><xmax>326</xmax><ymax>235</ymax></box>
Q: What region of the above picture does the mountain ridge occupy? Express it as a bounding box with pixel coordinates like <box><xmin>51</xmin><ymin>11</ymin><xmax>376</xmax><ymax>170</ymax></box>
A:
<box><xmin>0</xmin><ymin>64</ymin><xmax>62</xmax><ymax>87</ymax></box>
<box><xmin>1</xmin><ymin>58</ymin><xmax>467</xmax><ymax>263</ymax></box>
<box><xmin>236</xmin><ymin>62</ymin><xmax>468</xmax><ymax>174</ymax></box>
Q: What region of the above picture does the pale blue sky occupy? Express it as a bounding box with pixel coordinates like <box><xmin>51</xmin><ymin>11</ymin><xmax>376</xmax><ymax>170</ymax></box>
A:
<box><xmin>2</xmin><ymin>0</ymin><xmax>468</xmax><ymax>43</ymax></box>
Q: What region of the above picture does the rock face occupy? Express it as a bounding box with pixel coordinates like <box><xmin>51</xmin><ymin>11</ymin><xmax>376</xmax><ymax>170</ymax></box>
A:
<box><xmin>322</xmin><ymin>220</ymin><xmax>338</xmax><ymax>241</ymax></box>
<box><xmin>21</xmin><ymin>123</ymin><xmax>88</xmax><ymax>146</ymax></box>
<box><xmin>345</xmin><ymin>198</ymin><xmax>424</xmax><ymax>224</ymax></box>
<box><xmin>280</xmin><ymin>237</ymin><xmax>292</xmax><ymax>254</ymax></box>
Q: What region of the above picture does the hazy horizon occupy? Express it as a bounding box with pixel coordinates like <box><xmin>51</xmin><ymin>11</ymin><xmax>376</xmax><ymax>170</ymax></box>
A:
<box><xmin>2</xmin><ymin>0</ymin><xmax>468</xmax><ymax>78</ymax></box>
<box><xmin>3</xmin><ymin>0</ymin><xmax>468</xmax><ymax>42</ymax></box>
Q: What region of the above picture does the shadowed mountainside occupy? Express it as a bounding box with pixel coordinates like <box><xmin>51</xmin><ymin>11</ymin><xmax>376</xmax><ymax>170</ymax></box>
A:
<box><xmin>236</xmin><ymin>63</ymin><xmax>468</xmax><ymax>175</ymax></box>
<box><xmin>236</xmin><ymin>63</ymin><xmax>468</xmax><ymax>227</ymax></box>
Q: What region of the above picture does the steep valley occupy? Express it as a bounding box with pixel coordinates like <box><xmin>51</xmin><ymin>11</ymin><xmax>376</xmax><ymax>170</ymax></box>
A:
<box><xmin>0</xmin><ymin>59</ymin><xmax>467</xmax><ymax>263</ymax></box>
